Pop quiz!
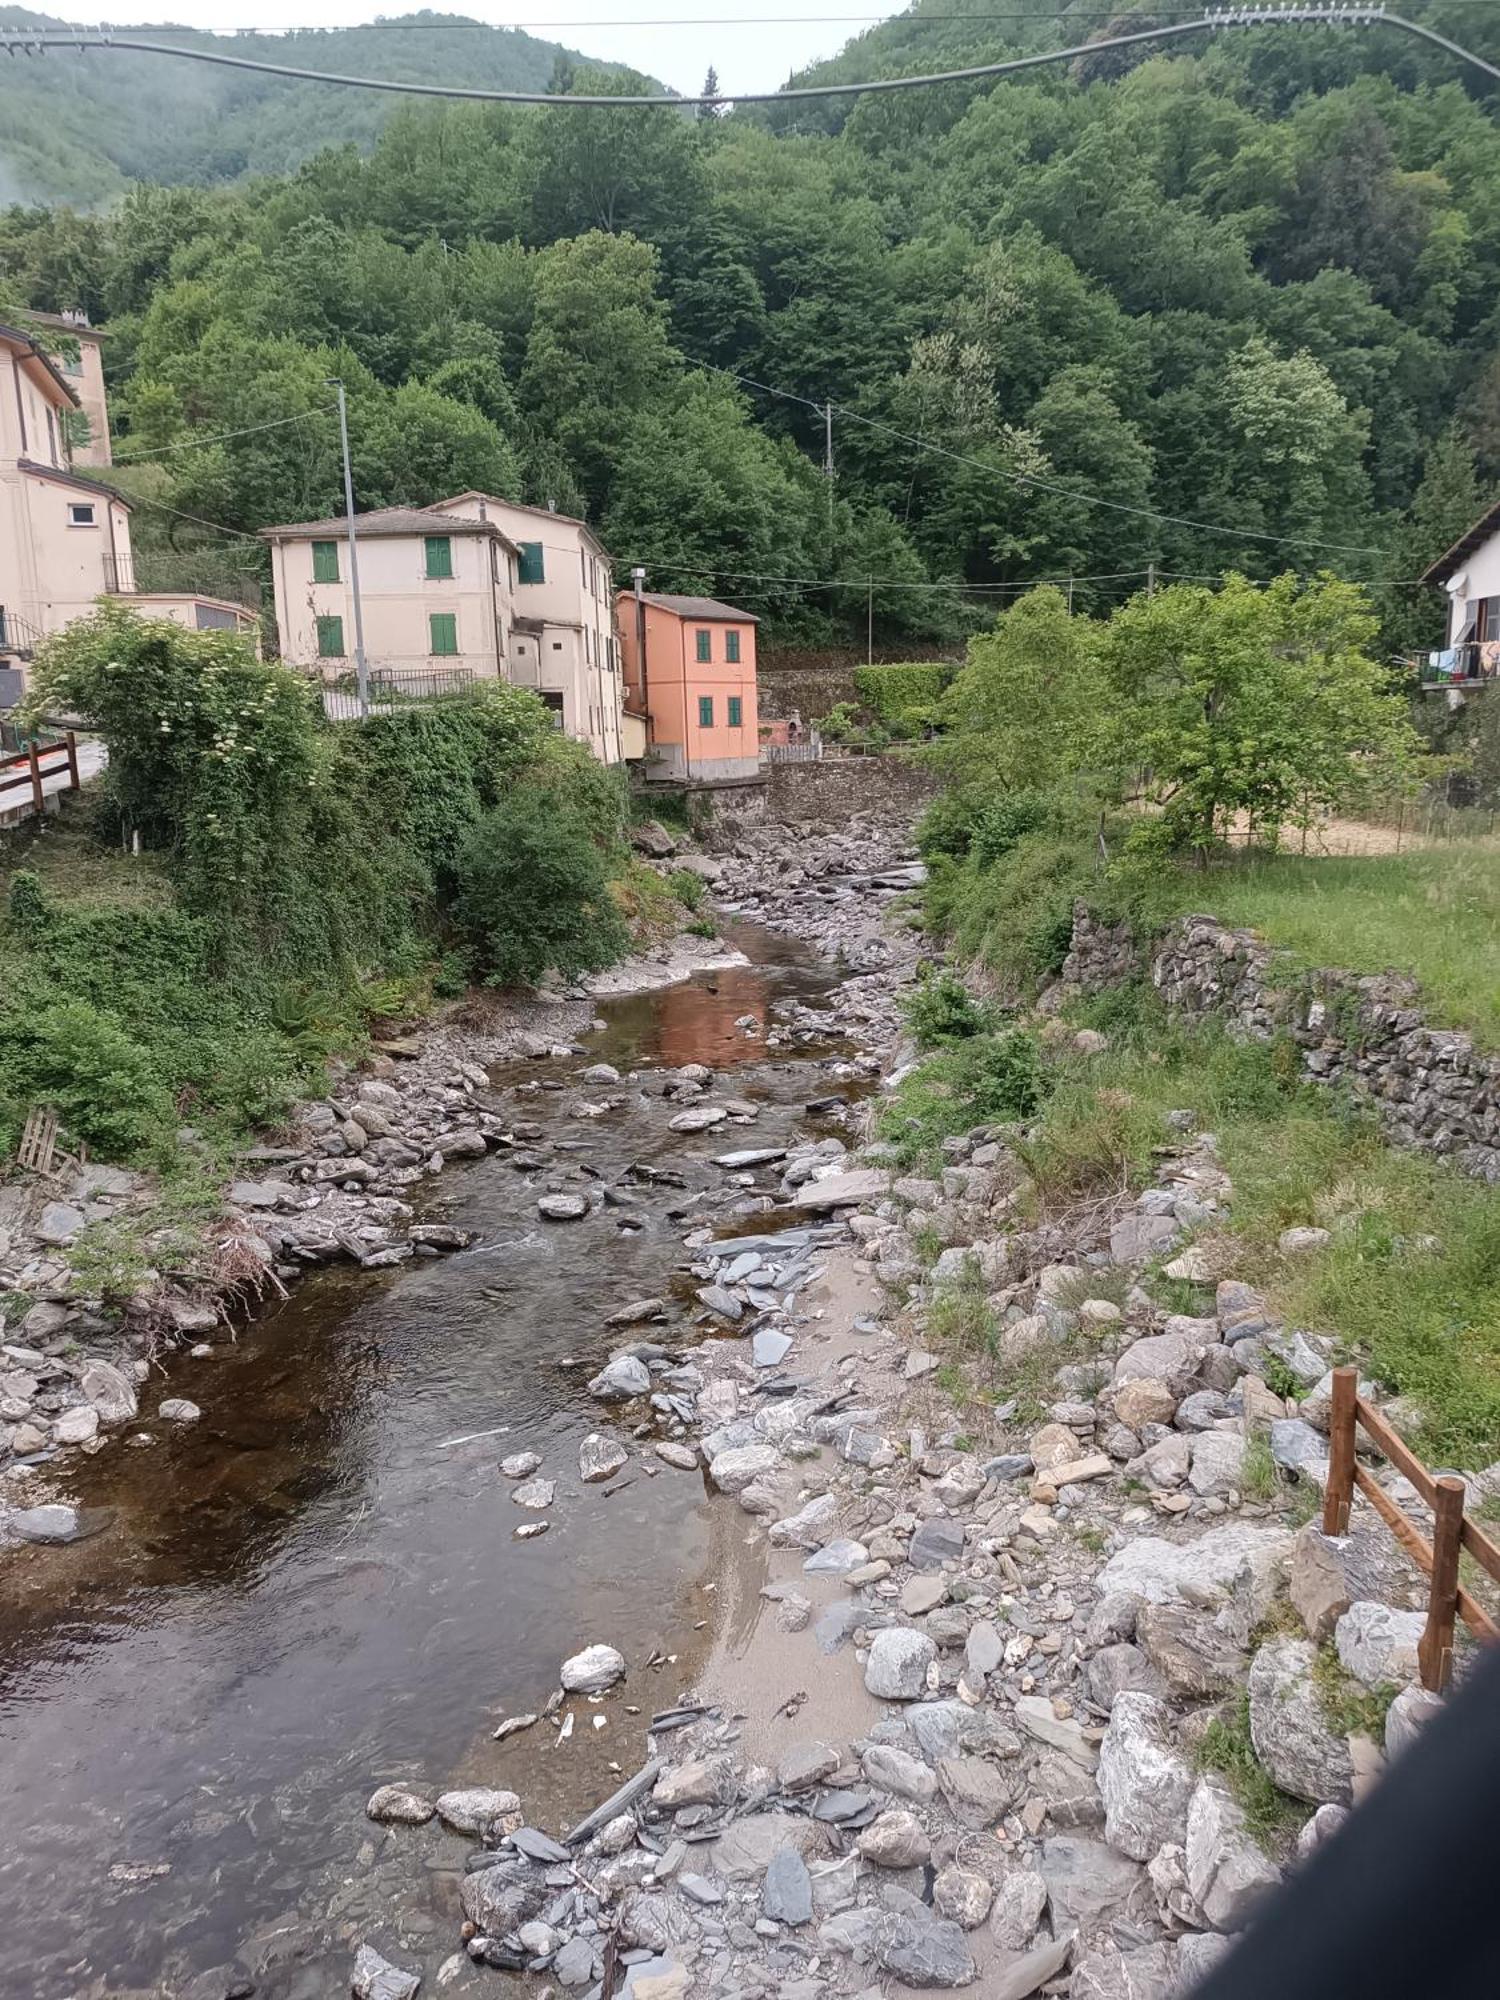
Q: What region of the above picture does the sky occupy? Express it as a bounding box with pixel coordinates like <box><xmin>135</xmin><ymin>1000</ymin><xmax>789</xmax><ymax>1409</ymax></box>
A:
<box><xmin>110</xmin><ymin>5</ymin><xmax>907</xmax><ymax>98</ymax></box>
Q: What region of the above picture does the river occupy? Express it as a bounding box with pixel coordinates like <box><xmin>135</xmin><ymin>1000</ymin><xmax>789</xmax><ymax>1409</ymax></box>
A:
<box><xmin>0</xmin><ymin>922</ymin><xmax>855</xmax><ymax>2000</ymax></box>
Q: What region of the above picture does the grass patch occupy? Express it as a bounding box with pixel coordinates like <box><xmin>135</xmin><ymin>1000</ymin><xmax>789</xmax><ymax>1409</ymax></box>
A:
<box><xmin>928</xmin><ymin>1272</ymin><xmax>1000</xmax><ymax>1355</ymax></box>
<box><xmin>1196</xmin><ymin>1694</ymin><xmax>1304</xmax><ymax>1847</ymax></box>
<box><xmin>877</xmin><ymin>1029</ymin><xmax>1046</xmax><ymax>1171</ymax></box>
<box><xmin>910</xmin><ymin>1222</ymin><xmax>944</xmax><ymax>1269</ymax></box>
<box><xmin>667</xmin><ymin>867</ymin><xmax>707</xmax><ymax>912</ymax></box>
<box><xmin>1240</xmin><ymin>1428</ymin><xmax>1278</xmax><ymax>1502</ymax></box>
<box><xmin>1177</xmin><ymin>844</ymin><xmax>1500</xmax><ymax>1047</ymax></box>
<box><xmin>1311</xmin><ymin>1646</ymin><xmax>1396</xmax><ymax>1741</ymax></box>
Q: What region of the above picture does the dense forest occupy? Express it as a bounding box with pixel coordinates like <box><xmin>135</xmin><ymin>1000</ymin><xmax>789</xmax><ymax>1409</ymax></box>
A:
<box><xmin>3</xmin><ymin>1</ymin><xmax>1500</xmax><ymax>648</ymax></box>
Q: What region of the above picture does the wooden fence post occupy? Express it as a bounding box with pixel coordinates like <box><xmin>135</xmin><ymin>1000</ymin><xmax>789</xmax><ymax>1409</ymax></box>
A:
<box><xmin>1322</xmin><ymin>1365</ymin><xmax>1359</xmax><ymax>1537</ymax></box>
<box><xmin>27</xmin><ymin>740</ymin><xmax>43</xmax><ymax>815</ymax></box>
<box><xmin>64</xmin><ymin>730</ymin><xmax>79</xmax><ymax>790</ymax></box>
<box><xmin>1419</xmin><ymin>1475</ymin><xmax>1466</xmax><ymax>1693</ymax></box>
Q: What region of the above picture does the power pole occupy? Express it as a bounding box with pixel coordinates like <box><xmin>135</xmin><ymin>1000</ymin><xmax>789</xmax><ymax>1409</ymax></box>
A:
<box><xmin>1147</xmin><ymin>560</ymin><xmax>1157</xmax><ymax>596</ymax></box>
<box><xmin>867</xmin><ymin>577</ymin><xmax>873</xmax><ymax>666</ymax></box>
<box><xmin>329</xmin><ymin>378</ymin><xmax>369</xmax><ymax>718</ymax></box>
<box><xmin>823</xmin><ymin>400</ymin><xmax>834</xmax><ymax>537</ymax></box>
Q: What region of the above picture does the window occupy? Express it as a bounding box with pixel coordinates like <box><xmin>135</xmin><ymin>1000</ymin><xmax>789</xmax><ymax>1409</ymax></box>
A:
<box><xmin>725</xmin><ymin>628</ymin><xmax>741</xmax><ymax>664</ymax></box>
<box><xmin>429</xmin><ymin>612</ymin><xmax>459</xmax><ymax>656</ymax></box>
<box><xmin>311</xmin><ymin>539</ymin><xmax>339</xmax><ymax>582</ymax></box>
<box><xmin>67</xmin><ymin>502</ymin><xmax>96</xmax><ymax>527</ymax></box>
<box><xmin>727</xmin><ymin>695</ymin><xmax>743</xmax><ymax>729</ymax></box>
<box><xmin>1482</xmin><ymin>598</ymin><xmax>1500</xmax><ymax>643</ymax></box>
<box><xmin>540</xmin><ymin>691</ymin><xmax>565</xmax><ymax>727</ymax></box>
<box><xmin>316</xmin><ymin>614</ymin><xmax>345</xmax><ymax>658</ymax></box>
<box><xmin>424</xmin><ymin>535</ymin><xmax>453</xmax><ymax>580</ymax></box>
<box><xmin>695</xmin><ymin>628</ymin><xmax>712</xmax><ymax>663</ymax></box>
<box><xmin>698</xmin><ymin>694</ymin><xmax>714</xmax><ymax>728</ymax></box>
<box><xmin>517</xmin><ymin>541</ymin><xmax>545</xmax><ymax>585</ymax></box>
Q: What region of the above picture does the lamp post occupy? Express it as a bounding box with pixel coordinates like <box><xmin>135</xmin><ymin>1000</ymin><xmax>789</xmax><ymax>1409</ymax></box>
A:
<box><xmin>328</xmin><ymin>379</ymin><xmax>369</xmax><ymax>718</ymax></box>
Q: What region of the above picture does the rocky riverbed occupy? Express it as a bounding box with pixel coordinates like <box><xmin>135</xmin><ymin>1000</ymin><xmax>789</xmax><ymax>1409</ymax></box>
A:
<box><xmin>2</xmin><ymin>806</ymin><xmax>1483</xmax><ymax>2000</ymax></box>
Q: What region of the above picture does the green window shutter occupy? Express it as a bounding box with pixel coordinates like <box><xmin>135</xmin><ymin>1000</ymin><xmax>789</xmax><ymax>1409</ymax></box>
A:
<box><xmin>424</xmin><ymin>535</ymin><xmax>453</xmax><ymax>579</ymax></box>
<box><xmin>429</xmin><ymin>612</ymin><xmax>459</xmax><ymax>656</ymax></box>
<box><xmin>312</xmin><ymin>539</ymin><xmax>339</xmax><ymax>583</ymax></box>
<box><xmin>316</xmin><ymin>614</ymin><xmax>344</xmax><ymax>657</ymax></box>
<box><xmin>517</xmin><ymin>541</ymin><xmax>545</xmax><ymax>585</ymax></box>
<box><xmin>725</xmin><ymin>629</ymin><xmax>740</xmax><ymax>663</ymax></box>
<box><xmin>695</xmin><ymin>628</ymin><xmax>712</xmax><ymax>663</ymax></box>
<box><xmin>698</xmin><ymin>694</ymin><xmax>714</xmax><ymax>728</ymax></box>
<box><xmin>727</xmin><ymin>695</ymin><xmax>743</xmax><ymax>728</ymax></box>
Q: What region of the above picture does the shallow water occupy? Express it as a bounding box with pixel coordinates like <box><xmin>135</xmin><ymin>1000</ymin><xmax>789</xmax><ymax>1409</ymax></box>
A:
<box><xmin>0</xmin><ymin>923</ymin><xmax>847</xmax><ymax>2000</ymax></box>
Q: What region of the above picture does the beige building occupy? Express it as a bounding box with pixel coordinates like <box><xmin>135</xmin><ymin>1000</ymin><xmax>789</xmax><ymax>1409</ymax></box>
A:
<box><xmin>0</xmin><ymin>321</ymin><xmax>254</xmax><ymax>707</ymax></box>
<box><xmin>262</xmin><ymin>493</ymin><xmax>629</xmax><ymax>764</ymax></box>
<box><xmin>24</xmin><ymin>310</ymin><xmax>112</xmax><ymax>467</ymax></box>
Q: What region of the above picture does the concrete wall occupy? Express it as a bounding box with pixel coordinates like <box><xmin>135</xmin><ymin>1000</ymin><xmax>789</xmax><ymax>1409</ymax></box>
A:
<box><xmin>0</xmin><ymin>453</ymin><xmax>133</xmax><ymax>644</ymax></box>
<box><xmin>48</xmin><ymin>332</ymin><xmax>111</xmax><ymax>467</ymax></box>
<box><xmin>1445</xmin><ymin>527</ymin><xmax>1500</xmax><ymax>645</ymax></box>
<box><xmin>1063</xmin><ymin>906</ymin><xmax>1500</xmax><ymax>1183</ymax></box>
<box><xmin>763</xmin><ymin>751</ymin><xmax>941</xmax><ymax>829</ymax></box>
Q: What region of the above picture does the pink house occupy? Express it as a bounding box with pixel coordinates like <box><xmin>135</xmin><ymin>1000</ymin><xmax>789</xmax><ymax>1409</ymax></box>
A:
<box><xmin>619</xmin><ymin>591</ymin><xmax>760</xmax><ymax>782</ymax></box>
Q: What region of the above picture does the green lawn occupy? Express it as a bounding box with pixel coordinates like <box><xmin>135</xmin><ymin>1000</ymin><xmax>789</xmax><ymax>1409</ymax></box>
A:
<box><xmin>1182</xmin><ymin>843</ymin><xmax>1500</xmax><ymax>1048</ymax></box>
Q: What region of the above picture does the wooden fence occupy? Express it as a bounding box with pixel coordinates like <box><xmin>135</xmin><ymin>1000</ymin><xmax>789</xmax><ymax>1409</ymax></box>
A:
<box><xmin>0</xmin><ymin>731</ymin><xmax>80</xmax><ymax>821</ymax></box>
<box><xmin>1323</xmin><ymin>1366</ymin><xmax>1500</xmax><ymax>1692</ymax></box>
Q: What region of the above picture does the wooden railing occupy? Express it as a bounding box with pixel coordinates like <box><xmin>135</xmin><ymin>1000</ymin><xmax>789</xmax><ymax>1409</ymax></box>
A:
<box><xmin>1323</xmin><ymin>1365</ymin><xmax>1500</xmax><ymax>1692</ymax></box>
<box><xmin>0</xmin><ymin>732</ymin><xmax>80</xmax><ymax>818</ymax></box>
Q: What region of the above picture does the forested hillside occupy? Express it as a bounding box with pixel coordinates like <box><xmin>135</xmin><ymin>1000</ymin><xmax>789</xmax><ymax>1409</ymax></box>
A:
<box><xmin>3</xmin><ymin>0</ymin><xmax>1500</xmax><ymax>647</ymax></box>
<box><xmin>0</xmin><ymin>10</ymin><xmax>640</xmax><ymax>206</ymax></box>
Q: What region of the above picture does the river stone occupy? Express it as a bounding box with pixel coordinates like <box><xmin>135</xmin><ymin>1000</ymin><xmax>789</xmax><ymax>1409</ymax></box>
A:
<box><xmin>1188</xmin><ymin>1431</ymin><xmax>1246</xmax><ymax>1496</ymax></box>
<box><xmin>779</xmin><ymin>1741</ymin><xmax>842</xmax><ymax>1793</ymax></box>
<box><xmin>81</xmin><ymin>1358</ymin><xmax>137</xmax><ymax>1423</ymax></box>
<box><xmin>860</xmin><ymin>1742</ymin><xmax>938</xmax><ymax>1803</ymax></box>
<box><xmin>1384</xmin><ymin>1684</ymin><xmax>1443</xmax><ymax>1760</ymax></box>
<box><xmin>1098</xmin><ymin>1692</ymin><xmax>1193</xmax><ymax>1860</ymax></box>
<box><xmin>435</xmin><ymin>1786</ymin><xmax>520</xmax><ymax>1833</ymax></box>
<box><xmin>1185</xmin><ymin>1776</ymin><xmax>1281</xmax><ymax>1931</ymax></box>
<box><xmin>805</xmin><ymin>1537</ymin><xmax>869</xmax><ymax>1575</ymax></box>
<box><xmin>461</xmin><ymin>1857</ymin><xmax>547</xmax><ymax>1932</ymax></box>
<box><xmin>158</xmin><ymin>1398</ymin><xmax>201</xmax><ymax>1425</ymax></box>
<box><xmin>366</xmin><ymin>1783</ymin><xmax>435</xmax><ymax>1824</ymax></box>
<box><xmin>8</xmin><ymin>1503</ymin><xmax>80</xmax><ymax>1544</ymax></box>
<box><xmin>1096</xmin><ymin>1523</ymin><xmax>1293</xmax><ymax>1610</ymax></box>
<box><xmin>1013</xmin><ymin>1696</ymin><xmax>1099</xmax><ymax>1771</ymax></box>
<box><xmin>793</xmin><ymin>1168</ymin><xmax>890</xmax><ymax>1210</ymax></box>
<box><xmin>763</xmin><ymin>1846</ymin><xmax>814</xmax><ymax>1925</ymax></box>
<box><xmin>934</xmin><ymin>1864</ymin><xmax>994</xmax><ymax>1929</ymax></box>
<box><xmin>1270</xmin><ymin>1418</ymin><xmax>1330</xmax><ymax>1481</ymax></box>
<box><xmin>711</xmin><ymin>1811</ymin><xmax>823</xmax><ymax>1881</ymax></box>
<box><xmin>589</xmin><ymin>1354</ymin><xmax>652</xmax><ymax>1401</ymax></box>
<box><xmin>696</xmin><ymin>1284</ymin><xmax>742</xmax><ymax>1321</ymax></box>
<box><xmin>1247</xmin><ymin>1636</ymin><xmax>1354</xmax><ymax>1805</ymax></box>
<box><xmin>768</xmin><ymin>1492</ymin><xmax>837</xmax><ymax>1548</ymax></box>
<box><xmin>938</xmin><ymin>1755</ymin><xmax>1022</xmax><ymax>1828</ymax></box>
<box><xmin>511</xmin><ymin>1477</ymin><xmax>554</xmax><ymax>1510</ymax></box>
<box><xmin>906</xmin><ymin>1698</ymin><xmax>1017</xmax><ymax>1765</ymax></box>
<box><xmin>1038</xmin><ymin>1835</ymin><xmax>1145</xmax><ymax>1930</ymax></box>
<box><xmin>1135</xmin><ymin>1602</ymin><xmax>1245</xmax><ymax>1699</ymax></box>
<box><xmin>1070</xmin><ymin>1942</ymin><xmax>1177</xmax><ymax>2000</ymax></box>
<box><xmin>579</xmin><ymin>1433</ymin><xmax>628</xmax><ymax>1483</ymax></box>
<box><xmin>36</xmin><ymin>1201</ymin><xmax>85</xmax><ymax>1246</ymax></box>
<box><xmin>654</xmin><ymin>1441</ymin><xmax>699</xmax><ymax>1470</ymax></box>
<box><xmin>710</xmin><ymin>1442</ymin><xmax>781</xmax><ymax>1494</ymax></box>
<box><xmin>908</xmin><ymin>1516</ymin><xmax>966</xmax><ymax>1571</ymax></box>
<box><xmin>352</xmin><ymin>1944</ymin><xmax>421</xmax><ymax>2000</ymax></box>
<box><xmin>54</xmin><ymin>1404</ymin><xmax>99</xmax><ymax>1445</ymax></box>
<box><xmin>1109</xmin><ymin>1211</ymin><xmax>1180</xmax><ymax>1265</ymax></box>
<box><xmin>538</xmin><ymin>1192</ymin><xmax>590</xmax><ymax>1220</ymax></box>
<box><xmin>752</xmin><ymin>1327</ymin><xmax>793</xmax><ymax>1368</ymax></box>
<box><xmin>870</xmin><ymin>1908</ymin><xmax>977</xmax><ymax>1988</ymax></box>
<box><xmin>1114</xmin><ymin>1323</ymin><xmax>1212</xmax><ymax>1394</ymax></box>
<box><xmin>1335</xmin><ymin>1601</ymin><xmax>1425</xmax><ymax>1689</ymax></box>
<box><xmin>989</xmin><ymin>1868</ymin><xmax>1048</xmax><ymax>1950</ymax></box>
<box><xmin>668</xmin><ymin>1105</ymin><xmax>728</xmax><ymax>1132</ymax></box>
<box><xmin>857</xmin><ymin>1808</ymin><xmax>931</xmax><ymax>1868</ymax></box>
<box><xmin>1113</xmin><ymin>1378</ymin><xmax>1179</xmax><ymax>1430</ymax></box>
<box><xmin>986</xmin><ymin>1935</ymin><xmax>1072</xmax><ymax>2000</ymax></box>
<box><xmin>560</xmin><ymin>1643</ymin><xmax>625</xmax><ymax>1694</ymax></box>
<box><xmin>1085</xmin><ymin>1643</ymin><xmax>1168</xmax><ymax>1712</ymax></box>
<box><xmin>501</xmin><ymin>1451</ymin><xmax>542</xmax><ymax>1480</ymax></box>
<box><xmin>653</xmin><ymin>1756</ymin><xmax>739</xmax><ymax>1808</ymax></box>
<box><xmin>865</xmin><ymin>1627</ymin><xmax>936</xmax><ymax>1700</ymax></box>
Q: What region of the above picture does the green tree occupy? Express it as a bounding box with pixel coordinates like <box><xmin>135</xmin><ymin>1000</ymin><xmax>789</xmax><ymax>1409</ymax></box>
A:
<box><xmin>939</xmin><ymin>585</ymin><xmax>1107</xmax><ymax>790</ymax></box>
<box><xmin>454</xmin><ymin>786</ymin><xmax>628</xmax><ymax>988</ymax></box>
<box><xmin>1101</xmin><ymin>572</ymin><xmax>1420</xmax><ymax>857</ymax></box>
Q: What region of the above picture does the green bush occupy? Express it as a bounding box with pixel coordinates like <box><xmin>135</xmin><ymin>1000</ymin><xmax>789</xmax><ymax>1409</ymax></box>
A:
<box><xmin>971</xmin><ymin>791</ymin><xmax>1055</xmax><ymax>867</ymax></box>
<box><xmin>454</xmin><ymin>785</ymin><xmax>630</xmax><ymax>988</ymax></box>
<box><xmin>0</xmin><ymin>998</ymin><xmax>177</xmax><ymax>1162</ymax></box>
<box><xmin>903</xmin><ymin>969</ymin><xmax>988</xmax><ymax>1048</ymax></box>
<box><xmin>668</xmin><ymin>867</ymin><xmax>707</xmax><ymax>911</ymax></box>
<box><xmin>853</xmin><ymin>663</ymin><xmax>947</xmax><ymax>719</ymax></box>
<box><xmin>878</xmin><ymin>1028</ymin><xmax>1046</xmax><ymax>1166</ymax></box>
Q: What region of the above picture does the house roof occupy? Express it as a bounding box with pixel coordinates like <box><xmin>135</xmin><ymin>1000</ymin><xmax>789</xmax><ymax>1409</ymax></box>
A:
<box><xmin>437</xmin><ymin>490</ymin><xmax>593</xmax><ymax>533</ymax></box>
<box><xmin>19</xmin><ymin>458</ymin><xmax>130</xmax><ymax>506</ymax></box>
<box><xmin>0</xmin><ymin>324</ymin><xmax>81</xmax><ymax>409</ymax></box>
<box><xmin>641</xmin><ymin>592</ymin><xmax>759</xmax><ymax>624</ymax></box>
<box><xmin>259</xmin><ymin>505</ymin><xmax>508</xmax><ymax>544</ymax></box>
<box><xmin>1420</xmin><ymin>497</ymin><xmax>1500</xmax><ymax>586</ymax></box>
<box><xmin>21</xmin><ymin>309</ymin><xmax>107</xmax><ymax>339</ymax></box>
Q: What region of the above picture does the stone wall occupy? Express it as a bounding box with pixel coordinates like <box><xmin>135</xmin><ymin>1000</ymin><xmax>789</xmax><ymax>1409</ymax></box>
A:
<box><xmin>1062</xmin><ymin>905</ymin><xmax>1500</xmax><ymax>1183</ymax></box>
<box><xmin>764</xmin><ymin>752</ymin><xmax>942</xmax><ymax>830</ymax></box>
<box><xmin>755</xmin><ymin>659</ymin><xmax>861</xmax><ymax>726</ymax></box>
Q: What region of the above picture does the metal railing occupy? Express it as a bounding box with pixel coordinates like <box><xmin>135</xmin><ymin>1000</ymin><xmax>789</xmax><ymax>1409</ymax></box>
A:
<box><xmin>0</xmin><ymin>607</ymin><xmax>47</xmax><ymax>659</ymax></box>
<box><xmin>1419</xmin><ymin>641</ymin><xmax>1500</xmax><ymax>688</ymax></box>
<box><xmin>318</xmin><ymin>666</ymin><xmax>478</xmax><ymax>721</ymax></box>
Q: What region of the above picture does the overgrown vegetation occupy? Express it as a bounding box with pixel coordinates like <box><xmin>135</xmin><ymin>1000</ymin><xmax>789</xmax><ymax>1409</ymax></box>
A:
<box><xmin>1197</xmin><ymin>1694</ymin><xmax>1305</xmax><ymax>1848</ymax></box>
<box><xmin>877</xmin><ymin>1028</ymin><xmax>1046</xmax><ymax>1169</ymax></box>
<box><xmin>0</xmin><ymin>610</ymin><xmax>636</xmax><ymax>1165</ymax></box>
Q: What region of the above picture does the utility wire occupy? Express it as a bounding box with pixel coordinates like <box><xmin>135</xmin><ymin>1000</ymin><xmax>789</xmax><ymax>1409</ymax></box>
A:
<box><xmin>110</xmin><ymin>406</ymin><xmax>334</xmax><ymax>465</ymax></box>
<box><xmin>6</xmin><ymin>10</ymin><xmax>1499</xmax><ymax>105</ymax></box>
<box><xmin>721</xmin><ymin>367</ymin><xmax>1393</xmax><ymax>556</ymax></box>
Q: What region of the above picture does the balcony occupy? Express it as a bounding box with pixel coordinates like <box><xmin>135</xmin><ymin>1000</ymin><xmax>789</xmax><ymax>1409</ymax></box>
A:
<box><xmin>103</xmin><ymin>550</ymin><xmax>262</xmax><ymax>610</ymax></box>
<box><xmin>1420</xmin><ymin>640</ymin><xmax>1500</xmax><ymax>689</ymax></box>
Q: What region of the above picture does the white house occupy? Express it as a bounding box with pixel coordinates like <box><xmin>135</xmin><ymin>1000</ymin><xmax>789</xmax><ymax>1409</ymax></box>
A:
<box><xmin>1421</xmin><ymin>498</ymin><xmax>1500</xmax><ymax>689</ymax></box>
<box><xmin>431</xmin><ymin>493</ymin><xmax>627</xmax><ymax>764</ymax></box>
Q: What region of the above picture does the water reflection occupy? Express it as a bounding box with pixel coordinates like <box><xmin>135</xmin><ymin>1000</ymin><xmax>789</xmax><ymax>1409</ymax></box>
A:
<box><xmin>0</xmin><ymin>924</ymin><xmax>842</xmax><ymax>1998</ymax></box>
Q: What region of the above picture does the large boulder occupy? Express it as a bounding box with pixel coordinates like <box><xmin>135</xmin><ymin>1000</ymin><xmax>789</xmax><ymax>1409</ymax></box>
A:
<box><xmin>1135</xmin><ymin>1602</ymin><xmax>1246</xmax><ymax>1700</ymax></box>
<box><xmin>1038</xmin><ymin>1835</ymin><xmax>1144</xmax><ymax>1931</ymax></box>
<box><xmin>81</xmin><ymin>1358</ymin><xmax>138</xmax><ymax>1423</ymax></box>
<box><xmin>866</xmin><ymin>1627</ymin><xmax>937</xmax><ymax>1700</ymax></box>
<box><xmin>1185</xmin><ymin>1776</ymin><xmax>1281</xmax><ymax>1932</ymax></box>
<box><xmin>589</xmin><ymin>1354</ymin><xmax>651</xmax><ymax>1401</ymax></box>
<box><xmin>1113</xmin><ymin>1319</ymin><xmax>1214</xmax><ymax>1394</ymax></box>
<box><xmin>1070</xmin><ymin>1943</ymin><xmax>1178</xmax><ymax>2000</ymax></box>
<box><xmin>1096</xmin><ymin>1524</ymin><xmax>1292</xmax><ymax>1615</ymax></box>
<box><xmin>1247</xmin><ymin>1637</ymin><xmax>1355</xmax><ymax>1805</ymax></box>
<box><xmin>1097</xmin><ymin>1693</ymin><xmax>1194</xmax><ymax>1861</ymax></box>
<box><xmin>1334</xmin><ymin>1601</ymin><xmax>1425</xmax><ymax>1690</ymax></box>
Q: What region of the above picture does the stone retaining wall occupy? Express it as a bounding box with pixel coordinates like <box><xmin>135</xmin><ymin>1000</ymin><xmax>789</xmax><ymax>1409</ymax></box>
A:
<box><xmin>764</xmin><ymin>752</ymin><xmax>942</xmax><ymax>829</ymax></box>
<box><xmin>1062</xmin><ymin>905</ymin><xmax>1500</xmax><ymax>1183</ymax></box>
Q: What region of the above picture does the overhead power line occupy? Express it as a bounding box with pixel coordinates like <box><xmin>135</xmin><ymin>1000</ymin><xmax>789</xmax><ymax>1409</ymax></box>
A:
<box><xmin>720</xmin><ymin>367</ymin><xmax>1393</xmax><ymax>557</ymax></box>
<box><xmin>110</xmin><ymin>406</ymin><xmax>334</xmax><ymax>465</ymax></box>
<box><xmin>4</xmin><ymin>10</ymin><xmax>1498</xmax><ymax>105</ymax></box>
